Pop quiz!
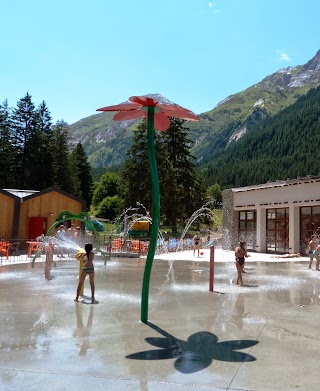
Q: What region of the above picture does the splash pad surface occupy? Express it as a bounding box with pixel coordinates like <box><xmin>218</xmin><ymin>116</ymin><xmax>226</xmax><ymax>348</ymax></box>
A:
<box><xmin>0</xmin><ymin>250</ymin><xmax>319</xmax><ymax>390</ymax></box>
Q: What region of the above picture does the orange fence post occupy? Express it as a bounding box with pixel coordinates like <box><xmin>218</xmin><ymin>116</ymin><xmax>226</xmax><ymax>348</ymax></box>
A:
<box><xmin>209</xmin><ymin>245</ymin><xmax>215</xmax><ymax>292</ymax></box>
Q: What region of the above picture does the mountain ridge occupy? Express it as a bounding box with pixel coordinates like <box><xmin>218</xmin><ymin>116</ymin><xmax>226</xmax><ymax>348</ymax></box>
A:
<box><xmin>69</xmin><ymin>50</ymin><xmax>320</xmax><ymax>171</ymax></box>
<box><xmin>201</xmin><ymin>85</ymin><xmax>320</xmax><ymax>188</ymax></box>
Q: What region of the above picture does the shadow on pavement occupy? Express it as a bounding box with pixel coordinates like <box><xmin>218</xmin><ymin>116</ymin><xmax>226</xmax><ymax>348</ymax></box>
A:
<box><xmin>126</xmin><ymin>321</ymin><xmax>258</xmax><ymax>373</ymax></box>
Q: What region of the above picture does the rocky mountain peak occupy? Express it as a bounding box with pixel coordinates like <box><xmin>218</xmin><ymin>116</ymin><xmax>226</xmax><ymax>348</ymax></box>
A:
<box><xmin>144</xmin><ymin>93</ymin><xmax>175</xmax><ymax>105</ymax></box>
<box><xmin>300</xmin><ymin>49</ymin><xmax>320</xmax><ymax>72</ymax></box>
<box><xmin>261</xmin><ymin>49</ymin><xmax>320</xmax><ymax>89</ymax></box>
<box><xmin>70</xmin><ymin>50</ymin><xmax>320</xmax><ymax>170</ymax></box>
<box><xmin>287</xmin><ymin>50</ymin><xmax>320</xmax><ymax>87</ymax></box>
<box><xmin>121</xmin><ymin>93</ymin><xmax>175</xmax><ymax>106</ymax></box>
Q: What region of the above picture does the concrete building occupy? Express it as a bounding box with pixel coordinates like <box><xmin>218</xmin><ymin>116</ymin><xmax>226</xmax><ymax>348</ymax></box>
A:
<box><xmin>222</xmin><ymin>176</ymin><xmax>320</xmax><ymax>255</ymax></box>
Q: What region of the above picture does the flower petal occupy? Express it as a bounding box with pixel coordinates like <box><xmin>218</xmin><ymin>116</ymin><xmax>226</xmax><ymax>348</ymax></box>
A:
<box><xmin>153</xmin><ymin>112</ymin><xmax>171</xmax><ymax>131</ymax></box>
<box><xmin>129</xmin><ymin>96</ymin><xmax>158</xmax><ymax>107</ymax></box>
<box><xmin>158</xmin><ymin>105</ymin><xmax>199</xmax><ymax>121</ymax></box>
<box><xmin>96</xmin><ymin>103</ymin><xmax>141</xmax><ymax>112</ymax></box>
<box><xmin>113</xmin><ymin>110</ymin><xmax>145</xmax><ymax>121</ymax></box>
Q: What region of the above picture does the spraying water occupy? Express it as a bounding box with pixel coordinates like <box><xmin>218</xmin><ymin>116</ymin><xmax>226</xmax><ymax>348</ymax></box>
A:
<box><xmin>166</xmin><ymin>202</ymin><xmax>216</xmax><ymax>276</ymax></box>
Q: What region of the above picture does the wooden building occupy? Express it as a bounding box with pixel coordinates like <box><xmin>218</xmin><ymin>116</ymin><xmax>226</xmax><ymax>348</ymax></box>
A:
<box><xmin>0</xmin><ymin>186</ymin><xmax>86</xmax><ymax>240</ymax></box>
<box><xmin>0</xmin><ymin>189</ymin><xmax>20</xmax><ymax>239</ymax></box>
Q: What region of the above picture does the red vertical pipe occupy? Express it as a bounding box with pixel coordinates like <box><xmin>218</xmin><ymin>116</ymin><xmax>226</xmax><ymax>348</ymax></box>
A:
<box><xmin>209</xmin><ymin>245</ymin><xmax>215</xmax><ymax>292</ymax></box>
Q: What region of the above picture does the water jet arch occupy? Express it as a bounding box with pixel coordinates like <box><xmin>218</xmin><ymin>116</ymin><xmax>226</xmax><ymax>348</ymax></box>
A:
<box><xmin>32</xmin><ymin>211</ymin><xmax>102</xmax><ymax>266</ymax></box>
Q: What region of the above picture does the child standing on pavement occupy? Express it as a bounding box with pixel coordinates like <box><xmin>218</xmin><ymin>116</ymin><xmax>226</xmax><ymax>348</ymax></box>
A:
<box><xmin>308</xmin><ymin>235</ymin><xmax>317</xmax><ymax>270</ymax></box>
<box><xmin>235</xmin><ymin>241</ymin><xmax>248</xmax><ymax>286</ymax></box>
<box><xmin>75</xmin><ymin>243</ymin><xmax>95</xmax><ymax>303</ymax></box>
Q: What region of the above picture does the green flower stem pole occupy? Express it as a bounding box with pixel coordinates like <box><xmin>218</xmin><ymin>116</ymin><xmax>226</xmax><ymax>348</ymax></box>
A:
<box><xmin>141</xmin><ymin>106</ymin><xmax>160</xmax><ymax>323</ymax></box>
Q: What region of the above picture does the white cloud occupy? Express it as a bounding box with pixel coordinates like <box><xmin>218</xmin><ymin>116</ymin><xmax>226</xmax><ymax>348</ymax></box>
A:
<box><xmin>202</xmin><ymin>2</ymin><xmax>220</xmax><ymax>14</ymax></box>
<box><xmin>276</xmin><ymin>50</ymin><xmax>291</xmax><ymax>61</ymax></box>
<box><xmin>280</xmin><ymin>52</ymin><xmax>291</xmax><ymax>61</ymax></box>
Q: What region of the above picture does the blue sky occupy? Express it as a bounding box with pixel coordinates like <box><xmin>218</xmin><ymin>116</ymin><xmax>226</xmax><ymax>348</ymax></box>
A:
<box><xmin>1</xmin><ymin>0</ymin><xmax>319</xmax><ymax>125</ymax></box>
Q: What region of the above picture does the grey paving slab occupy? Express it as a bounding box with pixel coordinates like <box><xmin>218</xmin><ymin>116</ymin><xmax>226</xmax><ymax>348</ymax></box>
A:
<box><xmin>0</xmin><ymin>251</ymin><xmax>319</xmax><ymax>390</ymax></box>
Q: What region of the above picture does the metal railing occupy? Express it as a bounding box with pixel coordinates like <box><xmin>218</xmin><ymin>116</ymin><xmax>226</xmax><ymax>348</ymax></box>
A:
<box><xmin>0</xmin><ymin>235</ymin><xmax>218</xmax><ymax>265</ymax></box>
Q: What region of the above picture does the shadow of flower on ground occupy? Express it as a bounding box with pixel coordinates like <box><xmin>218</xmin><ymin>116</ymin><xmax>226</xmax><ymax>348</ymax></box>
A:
<box><xmin>126</xmin><ymin>321</ymin><xmax>258</xmax><ymax>373</ymax></box>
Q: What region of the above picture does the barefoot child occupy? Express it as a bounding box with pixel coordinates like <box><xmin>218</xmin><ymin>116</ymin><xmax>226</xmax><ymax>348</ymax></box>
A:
<box><xmin>235</xmin><ymin>241</ymin><xmax>248</xmax><ymax>286</ymax></box>
<box><xmin>75</xmin><ymin>243</ymin><xmax>95</xmax><ymax>303</ymax></box>
<box><xmin>308</xmin><ymin>235</ymin><xmax>317</xmax><ymax>270</ymax></box>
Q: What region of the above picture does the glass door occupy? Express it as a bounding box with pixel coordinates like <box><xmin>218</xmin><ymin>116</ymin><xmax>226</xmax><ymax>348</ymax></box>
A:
<box><xmin>266</xmin><ymin>208</ymin><xmax>289</xmax><ymax>254</ymax></box>
<box><xmin>238</xmin><ymin>210</ymin><xmax>256</xmax><ymax>251</ymax></box>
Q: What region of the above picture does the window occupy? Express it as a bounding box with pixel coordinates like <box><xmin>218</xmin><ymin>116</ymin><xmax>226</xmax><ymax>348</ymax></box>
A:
<box><xmin>238</xmin><ymin>210</ymin><xmax>256</xmax><ymax>250</ymax></box>
<box><xmin>300</xmin><ymin>206</ymin><xmax>320</xmax><ymax>255</ymax></box>
<box><xmin>266</xmin><ymin>208</ymin><xmax>289</xmax><ymax>254</ymax></box>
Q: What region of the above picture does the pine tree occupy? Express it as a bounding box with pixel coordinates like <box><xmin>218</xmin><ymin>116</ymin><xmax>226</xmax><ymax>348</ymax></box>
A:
<box><xmin>161</xmin><ymin>118</ymin><xmax>206</xmax><ymax>225</ymax></box>
<box><xmin>51</xmin><ymin>120</ymin><xmax>77</xmax><ymax>194</ymax></box>
<box><xmin>27</xmin><ymin>101</ymin><xmax>54</xmax><ymax>189</ymax></box>
<box><xmin>122</xmin><ymin>118</ymin><xmax>206</xmax><ymax>227</ymax></box>
<box><xmin>71</xmin><ymin>142</ymin><xmax>94</xmax><ymax>207</ymax></box>
<box><xmin>122</xmin><ymin>121</ymin><xmax>153</xmax><ymax>211</ymax></box>
<box><xmin>11</xmin><ymin>92</ymin><xmax>37</xmax><ymax>188</ymax></box>
<box><xmin>0</xmin><ymin>100</ymin><xmax>15</xmax><ymax>188</ymax></box>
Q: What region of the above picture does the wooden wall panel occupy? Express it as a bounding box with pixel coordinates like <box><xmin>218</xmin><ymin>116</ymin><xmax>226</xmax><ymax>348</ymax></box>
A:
<box><xmin>18</xmin><ymin>191</ymin><xmax>83</xmax><ymax>239</ymax></box>
<box><xmin>0</xmin><ymin>194</ymin><xmax>15</xmax><ymax>239</ymax></box>
<box><xmin>19</xmin><ymin>202</ymin><xmax>29</xmax><ymax>240</ymax></box>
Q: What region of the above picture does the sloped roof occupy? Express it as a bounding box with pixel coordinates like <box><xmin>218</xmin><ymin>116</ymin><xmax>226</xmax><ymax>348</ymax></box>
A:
<box><xmin>1</xmin><ymin>186</ymin><xmax>86</xmax><ymax>208</ymax></box>
<box><xmin>4</xmin><ymin>189</ymin><xmax>39</xmax><ymax>198</ymax></box>
<box><xmin>0</xmin><ymin>189</ymin><xmax>23</xmax><ymax>201</ymax></box>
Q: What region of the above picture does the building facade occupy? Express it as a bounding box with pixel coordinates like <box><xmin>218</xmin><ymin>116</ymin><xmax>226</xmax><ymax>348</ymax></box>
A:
<box><xmin>222</xmin><ymin>176</ymin><xmax>320</xmax><ymax>255</ymax></box>
<box><xmin>0</xmin><ymin>186</ymin><xmax>86</xmax><ymax>240</ymax></box>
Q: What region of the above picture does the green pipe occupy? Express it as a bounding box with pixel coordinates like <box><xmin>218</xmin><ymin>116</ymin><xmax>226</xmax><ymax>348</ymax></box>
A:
<box><xmin>141</xmin><ymin>106</ymin><xmax>160</xmax><ymax>323</ymax></box>
<box><xmin>31</xmin><ymin>217</ymin><xmax>100</xmax><ymax>267</ymax></box>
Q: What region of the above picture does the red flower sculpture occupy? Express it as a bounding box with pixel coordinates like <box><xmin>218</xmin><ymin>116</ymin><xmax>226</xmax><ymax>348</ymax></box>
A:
<box><xmin>96</xmin><ymin>95</ymin><xmax>199</xmax><ymax>131</ymax></box>
<box><xmin>96</xmin><ymin>94</ymin><xmax>199</xmax><ymax>322</ymax></box>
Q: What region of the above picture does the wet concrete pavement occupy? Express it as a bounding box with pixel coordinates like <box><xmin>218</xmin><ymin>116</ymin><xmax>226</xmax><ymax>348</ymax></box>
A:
<box><xmin>1</xmin><ymin>249</ymin><xmax>320</xmax><ymax>390</ymax></box>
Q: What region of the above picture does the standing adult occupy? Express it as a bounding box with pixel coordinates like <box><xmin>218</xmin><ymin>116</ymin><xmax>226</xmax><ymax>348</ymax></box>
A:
<box><xmin>56</xmin><ymin>225</ymin><xmax>66</xmax><ymax>240</ymax></box>
<box><xmin>315</xmin><ymin>244</ymin><xmax>320</xmax><ymax>271</ymax></box>
<box><xmin>235</xmin><ymin>241</ymin><xmax>248</xmax><ymax>286</ymax></box>
<box><xmin>308</xmin><ymin>235</ymin><xmax>317</xmax><ymax>270</ymax></box>
<box><xmin>193</xmin><ymin>233</ymin><xmax>202</xmax><ymax>257</ymax></box>
<box><xmin>74</xmin><ymin>226</ymin><xmax>84</xmax><ymax>246</ymax></box>
<box><xmin>67</xmin><ymin>223</ymin><xmax>76</xmax><ymax>241</ymax></box>
<box><xmin>55</xmin><ymin>225</ymin><xmax>66</xmax><ymax>257</ymax></box>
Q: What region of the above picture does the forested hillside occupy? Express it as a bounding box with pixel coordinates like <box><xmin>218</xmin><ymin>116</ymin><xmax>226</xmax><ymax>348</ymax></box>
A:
<box><xmin>191</xmin><ymin>50</ymin><xmax>320</xmax><ymax>165</ymax></box>
<box><xmin>68</xmin><ymin>50</ymin><xmax>320</xmax><ymax>172</ymax></box>
<box><xmin>201</xmin><ymin>86</ymin><xmax>320</xmax><ymax>188</ymax></box>
<box><xmin>2</xmin><ymin>52</ymin><xmax>320</xmax><ymax>198</ymax></box>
